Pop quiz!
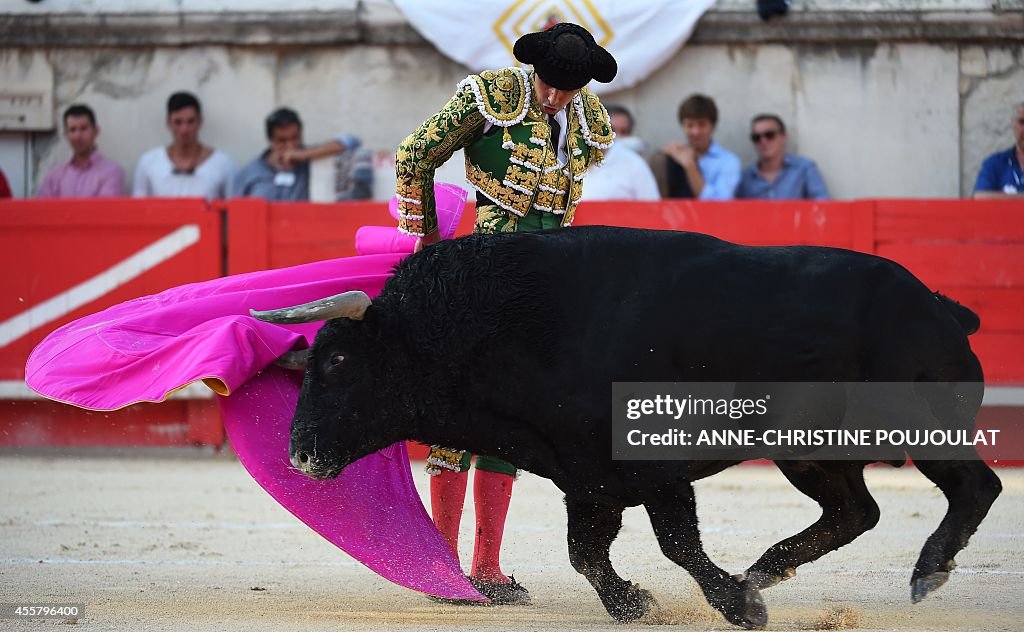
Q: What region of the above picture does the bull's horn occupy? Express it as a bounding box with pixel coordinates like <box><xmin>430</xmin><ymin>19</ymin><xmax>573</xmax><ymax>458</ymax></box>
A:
<box><xmin>249</xmin><ymin>290</ymin><xmax>371</xmax><ymax>324</ymax></box>
<box><xmin>273</xmin><ymin>348</ymin><xmax>309</xmax><ymax>371</ymax></box>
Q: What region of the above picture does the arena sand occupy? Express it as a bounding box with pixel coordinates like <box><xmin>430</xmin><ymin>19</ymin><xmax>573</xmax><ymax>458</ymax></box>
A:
<box><xmin>1</xmin><ymin>452</ymin><xmax>1021</xmax><ymax>631</ymax></box>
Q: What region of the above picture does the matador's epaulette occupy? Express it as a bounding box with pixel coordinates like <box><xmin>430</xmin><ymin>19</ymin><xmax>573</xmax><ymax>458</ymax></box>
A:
<box><xmin>574</xmin><ymin>87</ymin><xmax>614</xmax><ymax>151</ymax></box>
<box><xmin>457</xmin><ymin>67</ymin><xmax>531</xmax><ymax>128</ymax></box>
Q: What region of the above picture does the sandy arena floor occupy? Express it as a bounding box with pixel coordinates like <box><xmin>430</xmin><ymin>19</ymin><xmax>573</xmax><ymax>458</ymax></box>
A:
<box><xmin>1</xmin><ymin>452</ymin><xmax>1021</xmax><ymax>631</ymax></box>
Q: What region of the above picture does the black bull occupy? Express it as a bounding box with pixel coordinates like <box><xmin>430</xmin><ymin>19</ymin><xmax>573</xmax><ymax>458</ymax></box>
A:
<box><xmin>252</xmin><ymin>226</ymin><xmax>1001</xmax><ymax>628</ymax></box>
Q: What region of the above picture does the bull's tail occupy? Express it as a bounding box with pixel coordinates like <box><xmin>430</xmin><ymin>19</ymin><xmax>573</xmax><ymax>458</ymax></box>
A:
<box><xmin>935</xmin><ymin>292</ymin><xmax>980</xmax><ymax>335</ymax></box>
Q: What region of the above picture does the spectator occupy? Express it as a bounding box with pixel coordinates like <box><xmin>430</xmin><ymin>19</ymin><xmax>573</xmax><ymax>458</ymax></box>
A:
<box><xmin>38</xmin><ymin>104</ymin><xmax>125</xmax><ymax>198</ymax></box>
<box><xmin>230</xmin><ymin>107</ymin><xmax>363</xmax><ymax>201</ymax></box>
<box><xmin>582</xmin><ymin>105</ymin><xmax>659</xmax><ymax>201</ymax></box>
<box><xmin>0</xmin><ymin>167</ymin><xmax>11</xmax><ymax>198</ymax></box>
<box><xmin>973</xmin><ymin>102</ymin><xmax>1024</xmax><ymax>198</ymax></box>
<box><xmin>605</xmin><ymin>104</ymin><xmax>651</xmax><ymax>157</ymax></box>
<box><xmin>133</xmin><ymin>92</ymin><xmax>235</xmax><ymax>198</ymax></box>
<box><xmin>650</xmin><ymin>94</ymin><xmax>741</xmax><ymax>200</ymax></box>
<box><xmin>736</xmin><ymin>114</ymin><xmax>829</xmax><ymax>200</ymax></box>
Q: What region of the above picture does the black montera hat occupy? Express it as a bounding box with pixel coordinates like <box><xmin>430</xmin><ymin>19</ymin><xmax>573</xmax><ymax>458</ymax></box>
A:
<box><xmin>513</xmin><ymin>23</ymin><xmax>617</xmax><ymax>91</ymax></box>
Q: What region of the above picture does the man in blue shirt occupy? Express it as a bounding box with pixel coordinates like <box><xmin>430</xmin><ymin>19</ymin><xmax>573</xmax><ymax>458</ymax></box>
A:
<box><xmin>973</xmin><ymin>103</ymin><xmax>1024</xmax><ymax>198</ymax></box>
<box><xmin>736</xmin><ymin>114</ymin><xmax>829</xmax><ymax>200</ymax></box>
<box><xmin>651</xmin><ymin>94</ymin><xmax>741</xmax><ymax>200</ymax></box>
<box><xmin>230</xmin><ymin>108</ymin><xmax>363</xmax><ymax>201</ymax></box>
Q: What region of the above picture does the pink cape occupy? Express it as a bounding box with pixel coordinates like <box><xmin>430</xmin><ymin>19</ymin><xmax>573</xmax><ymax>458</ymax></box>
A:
<box><xmin>25</xmin><ymin>185</ymin><xmax>485</xmax><ymax>601</ymax></box>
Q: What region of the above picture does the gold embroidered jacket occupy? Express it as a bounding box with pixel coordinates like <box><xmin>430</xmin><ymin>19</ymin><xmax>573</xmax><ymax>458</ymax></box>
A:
<box><xmin>395</xmin><ymin>67</ymin><xmax>614</xmax><ymax>237</ymax></box>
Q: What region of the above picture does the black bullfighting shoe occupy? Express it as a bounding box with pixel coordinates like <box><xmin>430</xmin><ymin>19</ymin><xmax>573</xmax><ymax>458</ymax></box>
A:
<box><xmin>424</xmin><ymin>593</ymin><xmax>486</xmax><ymax>606</ymax></box>
<box><xmin>468</xmin><ymin>575</ymin><xmax>531</xmax><ymax>606</ymax></box>
<box><xmin>425</xmin><ymin>575</ymin><xmax>531</xmax><ymax>606</ymax></box>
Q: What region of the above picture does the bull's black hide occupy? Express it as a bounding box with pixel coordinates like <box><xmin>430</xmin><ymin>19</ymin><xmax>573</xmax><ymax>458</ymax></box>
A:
<box><xmin>274</xmin><ymin>226</ymin><xmax>1001</xmax><ymax>628</ymax></box>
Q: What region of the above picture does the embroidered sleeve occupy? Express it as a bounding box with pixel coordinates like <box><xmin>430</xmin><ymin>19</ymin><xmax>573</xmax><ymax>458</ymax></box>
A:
<box><xmin>573</xmin><ymin>88</ymin><xmax>615</xmax><ymax>151</ymax></box>
<box><xmin>395</xmin><ymin>85</ymin><xmax>486</xmax><ymax>237</ymax></box>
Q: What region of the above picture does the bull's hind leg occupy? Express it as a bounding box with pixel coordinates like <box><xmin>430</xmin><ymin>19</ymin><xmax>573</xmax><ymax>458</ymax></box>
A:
<box><xmin>565</xmin><ymin>496</ymin><xmax>655</xmax><ymax>622</ymax></box>
<box><xmin>740</xmin><ymin>461</ymin><xmax>880</xmax><ymax>590</ymax></box>
<box><xmin>910</xmin><ymin>458</ymin><xmax>1001</xmax><ymax>603</ymax></box>
<box><xmin>644</xmin><ymin>483</ymin><xmax>767</xmax><ymax>629</ymax></box>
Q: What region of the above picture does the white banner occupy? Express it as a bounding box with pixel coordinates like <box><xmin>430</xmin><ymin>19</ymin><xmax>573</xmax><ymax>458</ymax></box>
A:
<box><xmin>393</xmin><ymin>0</ymin><xmax>717</xmax><ymax>95</ymax></box>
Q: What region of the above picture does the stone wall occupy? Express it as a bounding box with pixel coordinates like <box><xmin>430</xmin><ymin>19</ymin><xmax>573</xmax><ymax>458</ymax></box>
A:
<box><xmin>1</xmin><ymin>0</ymin><xmax>1021</xmax><ymax>199</ymax></box>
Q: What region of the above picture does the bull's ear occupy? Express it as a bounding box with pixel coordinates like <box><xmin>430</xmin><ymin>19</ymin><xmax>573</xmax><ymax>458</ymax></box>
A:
<box><xmin>273</xmin><ymin>348</ymin><xmax>309</xmax><ymax>371</ymax></box>
<box><xmin>250</xmin><ymin>291</ymin><xmax>371</xmax><ymax>324</ymax></box>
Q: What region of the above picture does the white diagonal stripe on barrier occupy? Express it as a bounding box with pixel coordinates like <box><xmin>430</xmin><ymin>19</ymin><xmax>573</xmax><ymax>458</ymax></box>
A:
<box><xmin>0</xmin><ymin>380</ymin><xmax>212</xmax><ymax>400</ymax></box>
<box><xmin>0</xmin><ymin>225</ymin><xmax>200</xmax><ymax>347</ymax></box>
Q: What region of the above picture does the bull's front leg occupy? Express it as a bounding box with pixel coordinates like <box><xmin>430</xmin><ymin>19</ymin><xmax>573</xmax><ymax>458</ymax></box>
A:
<box><xmin>564</xmin><ymin>496</ymin><xmax>656</xmax><ymax>622</ymax></box>
<box><xmin>644</xmin><ymin>482</ymin><xmax>767</xmax><ymax>629</ymax></box>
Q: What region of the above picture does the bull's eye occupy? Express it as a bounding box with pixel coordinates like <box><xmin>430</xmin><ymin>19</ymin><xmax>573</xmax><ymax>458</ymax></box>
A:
<box><xmin>330</xmin><ymin>354</ymin><xmax>345</xmax><ymax>366</ymax></box>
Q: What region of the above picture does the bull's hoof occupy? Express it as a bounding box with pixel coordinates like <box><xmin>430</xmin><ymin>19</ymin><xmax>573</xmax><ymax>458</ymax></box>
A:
<box><xmin>720</xmin><ymin>581</ymin><xmax>768</xmax><ymax>630</ymax></box>
<box><xmin>911</xmin><ymin>558</ymin><xmax>956</xmax><ymax>603</ymax></box>
<box><xmin>733</xmin><ymin>567</ymin><xmax>796</xmax><ymax>591</ymax></box>
<box><xmin>911</xmin><ymin>571</ymin><xmax>950</xmax><ymax>603</ymax></box>
<box><xmin>604</xmin><ymin>583</ymin><xmax>657</xmax><ymax>622</ymax></box>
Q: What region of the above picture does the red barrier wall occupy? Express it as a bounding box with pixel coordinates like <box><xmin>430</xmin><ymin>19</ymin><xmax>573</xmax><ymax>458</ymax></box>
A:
<box><xmin>0</xmin><ymin>198</ymin><xmax>224</xmax><ymax>447</ymax></box>
<box><xmin>225</xmin><ymin>199</ymin><xmax>389</xmax><ymax>274</ymax></box>
<box><xmin>871</xmin><ymin>200</ymin><xmax>1024</xmax><ymax>383</ymax></box>
<box><xmin>2</xmin><ymin>197</ymin><xmax>1021</xmax><ymax>449</ymax></box>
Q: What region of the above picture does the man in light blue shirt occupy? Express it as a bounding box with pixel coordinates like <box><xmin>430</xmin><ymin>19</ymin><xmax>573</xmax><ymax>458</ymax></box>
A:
<box><xmin>736</xmin><ymin>114</ymin><xmax>829</xmax><ymax>200</ymax></box>
<box><xmin>652</xmin><ymin>94</ymin><xmax>741</xmax><ymax>200</ymax></box>
<box><xmin>230</xmin><ymin>108</ymin><xmax>363</xmax><ymax>201</ymax></box>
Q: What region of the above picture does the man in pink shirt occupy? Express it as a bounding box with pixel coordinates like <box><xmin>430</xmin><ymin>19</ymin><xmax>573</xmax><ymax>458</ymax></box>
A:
<box><xmin>37</xmin><ymin>104</ymin><xmax>125</xmax><ymax>198</ymax></box>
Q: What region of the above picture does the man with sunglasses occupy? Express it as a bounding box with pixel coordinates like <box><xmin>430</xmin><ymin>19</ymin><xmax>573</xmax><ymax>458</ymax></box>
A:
<box><xmin>736</xmin><ymin>114</ymin><xmax>829</xmax><ymax>200</ymax></box>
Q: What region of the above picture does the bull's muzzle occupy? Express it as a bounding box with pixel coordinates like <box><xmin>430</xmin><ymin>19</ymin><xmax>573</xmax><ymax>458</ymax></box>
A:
<box><xmin>289</xmin><ymin>448</ymin><xmax>341</xmax><ymax>479</ymax></box>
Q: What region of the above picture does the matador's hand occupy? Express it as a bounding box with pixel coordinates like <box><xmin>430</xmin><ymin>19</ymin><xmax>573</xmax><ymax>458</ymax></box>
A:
<box><xmin>414</xmin><ymin>231</ymin><xmax>442</xmax><ymax>253</ymax></box>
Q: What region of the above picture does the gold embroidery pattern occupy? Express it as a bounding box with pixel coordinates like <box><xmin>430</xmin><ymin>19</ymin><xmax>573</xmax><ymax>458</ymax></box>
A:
<box><xmin>425</xmin><ymin>445</ymin><xmax>467</xmax><ymax>476</ymax></box>
<box><xmin>510</xmin><ymin>139</ymin><xmax>545</xmax><ymax>168</ymax></box>
<box><xmin>534</xmin><ymin>168</ymin><xmax>570</xmax><ymax>212</ymax></box>
<box><xmin>466</xmin><ymin>162</ymin><xmax>532</xmax><ymax>216</ymax></box>
<box><xmin>576</xmin><ymin>87</ymin><xmax>615</xmax><ymax>149</ymax></box>
<box><xmin>462</xmin><ymin>68</ymin><xmax>529</xmax><ymax>125</ymax></box>
<box><xmin>474</xmin><ymin>204</ymin><xmax>519</xmax><ymax>234</ymax></box>
<box><xmin>525</xmin><ymin>117</ymin><xmax>549</xmax><ymax>142</ymax></box>
<box><xmin>562</xmin><ymin>175</ymin><xmax>588</xmax><ymax>226</ymax></box>
<box><xmin>504</xmin><ymin>164</ymin><xmax>539</xmax><ymax>190</ymax></box>
<box><xmin>396</xmin><ymin>85</ymin><xmax>486</xmax><ymax>236</ymax></box>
